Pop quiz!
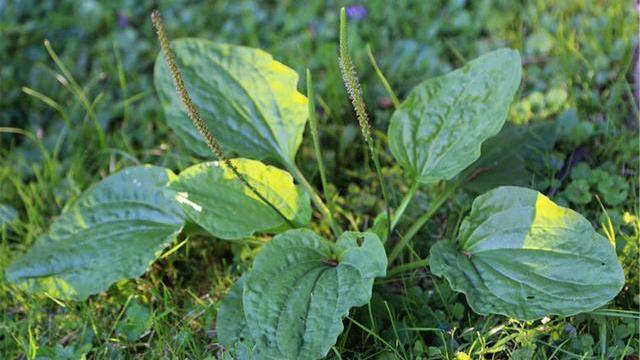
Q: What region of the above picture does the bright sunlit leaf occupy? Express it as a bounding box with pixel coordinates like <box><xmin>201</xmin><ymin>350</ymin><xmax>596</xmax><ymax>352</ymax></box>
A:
<box><xmin>169</xmin><ymin>158</ymin><xmax>310</xmax><ymax>240</ymax></box>
<box><xmin>154</xmin><ymin>39</ymin><xmax>308</xmax><ymax>167</ymax></box>
<box><xmin>430</xmin><ymin>186</ymin><xmax>625</xmax><ymax>320</ymax></box>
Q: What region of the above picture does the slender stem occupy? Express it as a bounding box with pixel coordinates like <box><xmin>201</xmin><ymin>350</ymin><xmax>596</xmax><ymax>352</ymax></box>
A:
<box><xmin>44</xmin><ymin>39</ymin><xmax>106</xmax><ymax>148</ymax></box>
<box><xmin>306</xmin><ymin>70</ymin><xmax>330</xmax><ymax>203</ymax></box>
<box><xmin>365</xmin><ymin>44</ymin><xmax>401</xmax><ymax>109</ymax></box>
<box><xmin>305</xmin><ymin>69</ymin><xmax>340</xmax><ymax>236</ymax></box>
<box><xmin>386</xmin><ymin>257</ymin><xmax>430</xmax><ymax>278</ymax></box>
<box><xmin>390</xmin><ymin>181</ymin><xmax>418</xmax><ymax>231</ymax></box>
<box><xmin>286</xmin><ymin>162</ymin><xmax>342</xmax><ymax>237</ymax></box>
<box><xmin>0</xmin><ymin>127</ymin><xmax>52</xmax><ymax>165</ymax></box>
<box><xmin>151</xmin><ymin>10</ymin><xmax>293</xmax><ymax>228</ymax></box>
<box><xmin>369</xmin><ymin>142</ymin><xmax>392</xmax><ymax>241</ymax></box>
<box><xmin>598</xmin><ymin>320</ymin><xmax>606</xmax><ymax>360</ymax></box>
<box><xmin>387</xmin><ymin>185</ymin><xmax>456</xmax><ymax>264</ymax></box>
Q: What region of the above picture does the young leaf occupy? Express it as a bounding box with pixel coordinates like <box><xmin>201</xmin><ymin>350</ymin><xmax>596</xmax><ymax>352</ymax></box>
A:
<box><xmin>430</xmin><ymin>186</ymin><xmax>625</xmax><ymax>320</ymax></box>
<box><xmin>243</xmin><ymin>229</ymin><xmax>387</xmax><ymax>359</ymax></box>
<box><xmin>216</xmin><ymin>275</ymin><xmax>256</xmax><ymax>357</ymax></box>
<box><xmin>169</xmin><ymin>159</ymin><xmax>311</xmax><ymax>240</ymax></box>
<box><xmin>6</xmin><ymin>166</ymin><xmax>185</xmax><ymax>300</ymax></box>
<box><xmin>388</xmin><ymin>48</ymin><xmax>522</xmax><ymax>184</ymax></box>
<box><xmin>154</xmin><ymin>39</ymin><xmax>308</xmax><ymax>167</ymax></box>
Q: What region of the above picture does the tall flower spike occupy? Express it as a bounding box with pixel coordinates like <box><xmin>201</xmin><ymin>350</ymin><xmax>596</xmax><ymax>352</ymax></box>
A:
<box><xmin>151</xmin><ymin>10</ymin><xmax>293</xmax><ymax>227</ymax></box>
<box><xmin>338</xmin><ymin>7</ymin><xmax>391</xmax><ymax>241</ymax></box>
<box><xmin>338</xmin><ymin>9</ymin><xmax>371</xmax><ymax>143</ymax></box>
<box><xmin>151</xmin><ymin>10</ymin><xmax>226</xmax><ymax>161</ymax></box>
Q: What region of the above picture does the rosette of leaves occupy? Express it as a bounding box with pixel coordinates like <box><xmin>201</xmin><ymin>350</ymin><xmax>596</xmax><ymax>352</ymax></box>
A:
<box><xmin>5</xmin><ymin>18</ymin><xmax>628</xmax><ymax>360</ymax></box>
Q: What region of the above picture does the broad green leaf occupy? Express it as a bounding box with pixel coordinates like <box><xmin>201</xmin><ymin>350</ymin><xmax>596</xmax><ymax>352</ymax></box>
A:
<box><xmin>216</xmin><ymin>275</ymin><xmax>256</xmax><ymax>358</ymax></box>
<box><xmin>169</xmin><ymin>159</ymin><xmax>310</xmax><ymax>240</ymax></box>
<box><xmin>388</xmin><ymin>48</ymin><xmax>522</xmax><ymax>184</ymax></box>
<box><xmin>6</xmin><ymin>166</ymin><xmax>184</xmax><ymax>300</ymax></box>
<box><xmin>462</xmin><ymin>122</ymin><xmax>556</xmax><ymax>193</ymax></box>
<box><xmin>154</xmin><ymin>39</ymin><xmax>308</xmax><ymax>167</ymax></box>
<box><xmin>430</xmin><ymin>186</ymin><xmax>624</xmax><ymax>320</ymax></box>
<box><xmin>243</xmin><ymin>229</ymin><xmax>387</xmax><ymax>359</ymax></box>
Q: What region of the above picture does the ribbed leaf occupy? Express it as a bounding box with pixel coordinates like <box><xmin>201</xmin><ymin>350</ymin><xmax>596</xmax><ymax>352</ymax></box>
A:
<box><xmin>462</xmin><ymin>122</ymin><xmax>556</xmax><ymax>193</ymax></box>
<box><xmin>154</xmin><ymin>39</ymin><xmax>308</xmax><ymax>167</ymax></box>
<box><xmin>430</xmin><ymin>186</ymin><xmax>624</xmax><ymax>320</ymax></box>
<box><xmin>388</xmin><ymin>48</ymin><xmax>521</xmax><ymax>184</ymax></box>
<box><xmin>169</xmin><ymin>159</ymin><xmax>310</xmax><ymax>240</ymax></box>
<box><xmin>6</xmin><ymin>166</ymin><xmax>184</xmax><ymax>300</ymax></box>
<box><xmin>217</xmin><ymin>275</ymin><xmax>256</xmax><ymax>358</ymax></box>
<box><xmin>243</xmin><ymin>229</ymin><xmax>387</xmax><ymax>359</ymax></box>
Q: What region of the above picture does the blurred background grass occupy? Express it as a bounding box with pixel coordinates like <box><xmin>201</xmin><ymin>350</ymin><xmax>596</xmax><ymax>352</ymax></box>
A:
<box><xmin>1</xmin><ymin>0</ymin><xmax>638</xmax><ymax>358</ymax></box>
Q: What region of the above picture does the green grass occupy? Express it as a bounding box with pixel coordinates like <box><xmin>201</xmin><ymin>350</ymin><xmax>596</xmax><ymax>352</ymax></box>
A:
<box><xmin>1</xmin><ymin>0</ymin><xmax>638</xmax><ymax>358</ymax></box>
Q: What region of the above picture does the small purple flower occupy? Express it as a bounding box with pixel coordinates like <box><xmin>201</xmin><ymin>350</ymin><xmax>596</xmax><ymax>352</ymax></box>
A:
<box><xmin>118</xmin><ymin>12</ymin><xmax>129</xmax><ymax>28</ymax></box>
<box><xmin>346</xmin><ymin>5</ymin><xmax>367</xmax><ymax>20</ymax></box>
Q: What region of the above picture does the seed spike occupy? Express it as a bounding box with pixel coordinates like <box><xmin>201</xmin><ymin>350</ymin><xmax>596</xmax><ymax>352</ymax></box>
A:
<box><xmin>338</xmin><ymin>7</ymin><xmax>371</xmax><ymax>143</ymax></box>
<box><xmin>151</xmin><ymin>10</ymin><xmax>226</xmax><ymax>161</ymax></box>
<box><xmin>338</xmin><ymin>7</ymin><xmax>391</xmax><ymax>241</ymax></box>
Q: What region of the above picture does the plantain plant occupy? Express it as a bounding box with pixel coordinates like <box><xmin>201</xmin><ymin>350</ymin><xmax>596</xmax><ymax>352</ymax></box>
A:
<box><xmin>6</xmin><ymin>8</ymin><xmax>624</xmax><ymax>360</ymax></box>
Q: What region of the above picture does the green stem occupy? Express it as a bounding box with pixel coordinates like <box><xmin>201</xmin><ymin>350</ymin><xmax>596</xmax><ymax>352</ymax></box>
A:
<box><xmin>305</xmin><ymin>69</ymin><xmax>340</xmax><ymax>237</ymax></box>
<box><xmin>598</xmin><ymin>320</ymin><xmax>606</xmax><ymax>360</ymax></box>
<box><xmin>386</xmin><ymin>257</ymin><xmax>429</xmax><ymax>278</ymax></box>
<box><xmin>306</xmin><ymin>70</ymin><xmax>330</xmax><ymax>201</ymax></box>
<box><xmin>387</xmin><ymin>184</ymin><xmax>456</xmax><ymax>264</ymax></box>
<box><xmin>287</xmin><ymin>162</ymin><xmax>342</xmax><ymax>237</ymax></box>
<box><xmin>369</xmin><ymin>142</ymin><xmax>392</xmax><ymax>242</ymax></box>
<box><xmin>390</xmin><ymin>181</ymin><xmax>418</xmax><ymax>231</ymax></box>
<box><xmin>365</xmin><ymin>44</ymin><xmax>401</xmax><ymax>109</ymax></box>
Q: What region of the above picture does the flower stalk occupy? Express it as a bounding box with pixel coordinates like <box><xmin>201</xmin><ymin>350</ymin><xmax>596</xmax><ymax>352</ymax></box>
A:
<box><xmin>338</xmin><ymin>7</ymin><xmax>391</xmax><ymax>241</ymax></box>
<box><xmin>306</xmin><ymin>69</ymin><xmax>342</xmax><ymax>236</ymax></box>
<box><xmin>365</xmin><ymin>44</ymin><xmax>400</xmax><ymax>109</ymax></box>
